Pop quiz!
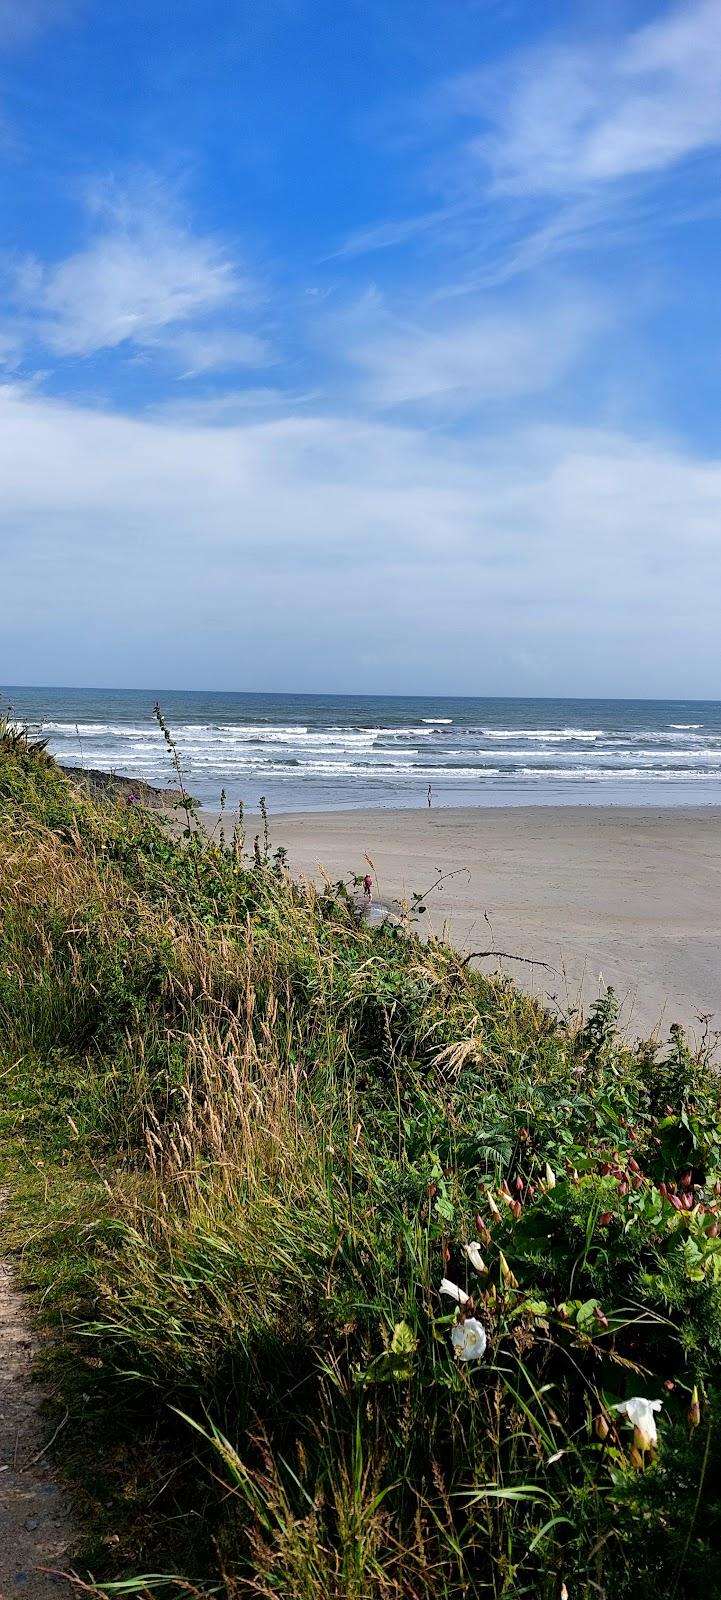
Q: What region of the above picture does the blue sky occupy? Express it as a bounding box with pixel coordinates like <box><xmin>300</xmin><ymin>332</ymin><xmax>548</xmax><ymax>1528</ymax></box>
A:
<box><xmin>1</xmin><ymin>0</ymin><xmax>721</xmax><ymax>695</ymax></box>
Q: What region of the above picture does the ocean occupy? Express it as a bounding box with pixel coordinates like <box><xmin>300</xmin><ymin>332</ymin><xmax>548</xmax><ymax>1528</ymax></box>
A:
<box><xmin>4</xmin><ymin>686</ymin><xmax>721</xmax><ymax>812</ymax></box>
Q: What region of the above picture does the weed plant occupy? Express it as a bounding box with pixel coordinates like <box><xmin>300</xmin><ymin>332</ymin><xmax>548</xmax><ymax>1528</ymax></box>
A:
<box><xmin>1</xmin><ymin>716</ymin><xmax>721</xmax><ymax>1598</ymax></box>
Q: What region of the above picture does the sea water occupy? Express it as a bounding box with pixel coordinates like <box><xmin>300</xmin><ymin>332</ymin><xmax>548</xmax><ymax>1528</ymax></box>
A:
<box><xmin>4</xmin><ymin>686</ymin><xmax>721</xmax><ymax>812</ymax></box>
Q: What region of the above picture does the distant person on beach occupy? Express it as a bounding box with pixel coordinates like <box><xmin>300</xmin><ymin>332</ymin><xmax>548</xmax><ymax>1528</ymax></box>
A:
<box><xmin>427</xmin><ymin>785</ymin><xmax>432</xmax><ymax>808</ymax></box>
<box><xmin>363</xmin><ymin>873</ymin><xmax>373</xmax><ymax>904</ymax></box>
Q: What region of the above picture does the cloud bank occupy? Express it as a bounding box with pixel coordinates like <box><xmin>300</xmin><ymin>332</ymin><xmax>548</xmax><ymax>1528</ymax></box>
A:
<box><xmin>2</xmin><ymin>382</ymin><xmax>719</xmax><ymax>694</ymax></box>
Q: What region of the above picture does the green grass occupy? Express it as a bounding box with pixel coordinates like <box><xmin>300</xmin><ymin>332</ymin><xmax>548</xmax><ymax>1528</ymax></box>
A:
<box><xmin>2</xmin><ymin>716</ymin><xmax>721</xmax><ymax>1598</ymax></box>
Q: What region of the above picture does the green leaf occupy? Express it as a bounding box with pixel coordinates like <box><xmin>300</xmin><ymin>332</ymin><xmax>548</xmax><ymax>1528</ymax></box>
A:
<box><xmin>391</xmin><ymin>1319</ymin><xmax>417</xmax><ymax>1356</ymax></box>
<box><xmin>576</xmin><ymin>1298</ymin><xmax>602</xmax><ymax>1334</ymax></box>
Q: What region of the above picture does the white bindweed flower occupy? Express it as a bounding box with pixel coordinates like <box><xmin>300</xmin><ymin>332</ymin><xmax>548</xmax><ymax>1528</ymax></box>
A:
<box><xmin>463</xmin><ymin>1242</ymin><xmax>487</xmax><ymax>1274</ymax></box>
<box><xmin>451</xmin><ymin>1316</ymin><xmax>487</xmax><ymax>1362</ymax></box>
<box><xmin>439</xmin><ymin>1278</ymin><xmax>470</xmax><ymax>1306</ymax></box>
<box><xmin>614</xmin><ymin>1397</ymin><xmax>662</xmax><ymax>1451</ymax></box>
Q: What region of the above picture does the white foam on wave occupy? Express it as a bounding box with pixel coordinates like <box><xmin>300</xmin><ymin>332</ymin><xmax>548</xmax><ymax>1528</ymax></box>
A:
<box><xmin>519</xmin><ymin>766</ymin><xmax>721</xmax><ymax>781</ymax></box>
<box><xmin>480</xmin><ymin>728</ymin><xmax>604</xmax><ymax>741</ymax></box>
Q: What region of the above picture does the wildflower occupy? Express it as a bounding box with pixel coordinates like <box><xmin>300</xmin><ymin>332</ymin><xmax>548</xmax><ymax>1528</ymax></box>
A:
<box><xmin>439</xmin><ymin>1278</ymin><xmax>470</xmax><ymax>1306</ymax></box>
<box><xmin>544</xmin><ymin>1163</ymin><xmax>557</xmax><ymax>1190</ymax></box>
<box><xmin>487</xmin><ymin>1193</ymin><xmax>502</xmax><ymax>1221</ymax></box>
<box><xmin>614</xmin><ymin>1397</ymin><xmax>662</xmax><ymax>1452</ymax></box>
<box><xmin>451</xmin><ymin>1316</ymin><xmax>486</xmax><ymax>1362</ymax></box>
<box><xmin>598</xmin><ymin>1211</ymin><xmax>613</xmax><ymax>1227</ymax></box>
<box><xmin>463</xmin><ymin>1242</ymin><xmax>487</xmax><ymax>1274</ymax></box>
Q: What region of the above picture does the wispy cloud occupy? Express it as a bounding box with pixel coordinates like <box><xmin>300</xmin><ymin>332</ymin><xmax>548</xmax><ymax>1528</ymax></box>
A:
<box><xmin>329</xmin><ymin>286</ymin><xmax>604</xmax><ymax>412</ymax></box>
<box><xmin>336</xmin><ymin>0</ymin><xmax>721</xmax><ymax>283</ymax></box>
<box><xmin>0</xmin><ymin>0</ymin><xmax>80</xmax><ymax>50</ymax></box>
<box><xmin>466</xmin><ymin>0</ymin><xmax>721</xmax><ymax>194</ymax></box>
<box><xmin>6</xmin><ymin>174</ymin><xmax>267</xmax><ymax>370</ymax></box>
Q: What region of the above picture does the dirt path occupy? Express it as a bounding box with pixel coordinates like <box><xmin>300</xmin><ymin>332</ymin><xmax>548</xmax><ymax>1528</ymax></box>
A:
<box><xmin>0</xmin><ymin>1195</ymin><xmax>76</xmax><ymax>1598</ymax></box>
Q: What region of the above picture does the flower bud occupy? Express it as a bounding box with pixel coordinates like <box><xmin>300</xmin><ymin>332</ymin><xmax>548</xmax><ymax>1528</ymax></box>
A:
<box><xmin>599</xmin><ymin>1211</ymin><xmax>613</xmax><ymax>1227</ymax></box>
<box><xmin>688</xmin><ymin>1386</ymin><xmax>701</xmax><ymax>1429</ymax></box>
<box><xmin>499</xmin><ymin>1251</ymin><xmax>518</xmax><ymax>1288</ymax></box>
<box><xmin>475</xmin><ymin>1213</ymin><xmax>492</xmax><ymax>1245</ymax></box>
<box><xmin>595</xmin><ymin>1413</ymin><xmax>610</xmax><ymax>1440</ymax></box>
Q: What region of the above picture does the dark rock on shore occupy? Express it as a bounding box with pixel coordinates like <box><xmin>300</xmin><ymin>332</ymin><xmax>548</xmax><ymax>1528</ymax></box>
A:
<box><xmin>61</xmin><ymin>764</ymin><xmax>183</xmax><ymax>809</ymax></box>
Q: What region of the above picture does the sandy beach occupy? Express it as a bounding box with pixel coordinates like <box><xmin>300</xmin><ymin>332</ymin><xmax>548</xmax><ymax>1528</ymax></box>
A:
<box><xmin>232</xmin><ymin>805</ymin><xmax>721</xmax><ymax>1042</ymax></box>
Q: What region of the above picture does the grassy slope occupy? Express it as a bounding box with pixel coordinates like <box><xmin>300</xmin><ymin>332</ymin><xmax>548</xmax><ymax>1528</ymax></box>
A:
<box><xmin>2</xmin><ymin>724</ymin><xmax>721</xmax><ymax>1599</ymax></box>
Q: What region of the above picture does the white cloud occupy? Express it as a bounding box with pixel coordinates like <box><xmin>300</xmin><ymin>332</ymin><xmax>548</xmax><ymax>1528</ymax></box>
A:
<box><xmin>333</xmin><ymin>288</ymin><xmax>602</xmax><ymax>410</ymax></box>
<box><xmin>1</xmin><ymin>382</ymin><xmax>720</xmax><ymax>694</ymax></box>
<box><xmin>158</xmin><ymin>328</ymin><xmax>272</xmax><ymax>377</ymax></box>
<box><xmin>338</xmin><ymin>1</ymin><xmax>721</xmax><ymax>283</ymax></box>
<box><xmin>8</xmin><ymin>176</ymin><xmax>263</xmax><ymax>367</ymax></box>
<box><xmin>468</xmin><ymin>0</ymin><xmax>721</xmax><ymax>194</ymax></box>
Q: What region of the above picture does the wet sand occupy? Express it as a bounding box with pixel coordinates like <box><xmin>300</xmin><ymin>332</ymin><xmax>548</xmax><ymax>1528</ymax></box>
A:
<box><xmin>236</xmin><ymin>805</ymin><xmax>721</xmax><ymax>1041</ymax></box>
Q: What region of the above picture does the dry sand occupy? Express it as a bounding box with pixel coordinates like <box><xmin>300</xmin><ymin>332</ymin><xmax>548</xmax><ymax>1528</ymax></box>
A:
<box><xmin>236</xmin><ymin>805</ymin><xmax>721</xmax><ymax>1042</ymax></box>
